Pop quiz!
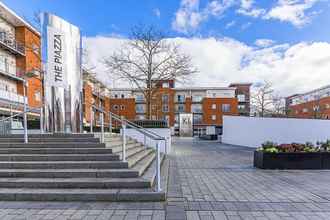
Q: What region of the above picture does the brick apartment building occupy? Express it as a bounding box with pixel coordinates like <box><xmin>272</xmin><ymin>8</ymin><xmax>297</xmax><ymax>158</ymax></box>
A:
<box><xmin>108</xmin><ymin>80</ymin><xmax>251</xmax><ymax>135</ymax></box>
<box><xmin>82</xmin><ymin>70</ymin><xmax>111</xmax><ymax>128</ymax></box>
<box><xmin>286</xmin><ymin>85</ymin><xmax>330</xmax><ymax>119</ymax></box>
<box><xmin>0</xmin><ymin>2</ymin><xmax>42</xmax><ymax>119</ymax></box>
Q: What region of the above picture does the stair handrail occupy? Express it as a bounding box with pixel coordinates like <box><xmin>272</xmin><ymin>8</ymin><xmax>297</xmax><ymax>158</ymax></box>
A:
<box><xmin>0</xmin><ymin>106</ymin><xmax>43</xmax><ymax>143</ymax></box>
<box><xmin>90</xmin><ymin>105</ymin><xmax>165</xmax><ymax>192</ymax></box>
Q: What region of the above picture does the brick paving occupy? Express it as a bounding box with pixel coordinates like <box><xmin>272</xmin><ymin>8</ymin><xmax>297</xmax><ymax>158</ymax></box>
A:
<box><xmin>1</xmin><ymin>138</ymin><xmax>330</xmax><ymax>219</ymax></box>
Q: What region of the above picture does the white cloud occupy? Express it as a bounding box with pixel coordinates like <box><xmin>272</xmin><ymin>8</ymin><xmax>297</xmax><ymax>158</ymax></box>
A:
<box><xmin>225</xmin><ymin>20</ymin><xmax>236</xmax><ymax>29</ymax></box>
<box><xmin>264</xmin><ymin>0</ymin><xmax>321</xmax><ymax>27</ymax></box>
<box><xmin>172</xmin><ymin>0</ymin><xmax>235</xmax><ymax>33</ymax></box>
<box><xmin>255</xmin><ymin>39</ymin><xmax>276</xmax><ymax>47</ymax></box>
<box><xmin>236</xmin><ymin>0</ymin><xmax>266</xmax><ymax>17</ymax></box>
<box><xmin>153</xmin><ymin>8</ymin><xmax>161</xmax><ymax>18</ymax></box>
<box><xmin>84</xmin><ymin>36</ymin><xmax>330</xmax><ymax>96</ymax></box>
<box><xmin>241</xmin><ymin>22</ymin><xmax>252</xmax><ymax>30</ymax></box>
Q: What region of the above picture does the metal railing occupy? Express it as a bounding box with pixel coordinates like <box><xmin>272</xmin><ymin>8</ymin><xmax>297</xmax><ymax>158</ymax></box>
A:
<box><xmin>90</xmin><ymin>105</ymin><xmax>167</xmax><ymax>192</ymax></box>
<box><xmin>0</xmin><ymin>106</ymin><xmax>43</xmax><ymax>142</ymax></box>
<box><xmin>0</xmin><ymin>32</ymin><xmax>25</xmax><ymax>56</ymax></box>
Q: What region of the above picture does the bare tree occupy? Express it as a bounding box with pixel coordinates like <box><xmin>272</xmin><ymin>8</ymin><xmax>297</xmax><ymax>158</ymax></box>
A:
<box><xmin>103</xmin><ymin>25</ymin><xmax>197</xmax><ymax>119</ymax></box>
<box><xmin>271</xmin><ymin>95</ymin><xmax>286</xmax><ymax>117</ymax></box>
<box><xmin>251</xmin><ymin>81</ymin><xmax>274</xmax><ymax>117</ymax></box>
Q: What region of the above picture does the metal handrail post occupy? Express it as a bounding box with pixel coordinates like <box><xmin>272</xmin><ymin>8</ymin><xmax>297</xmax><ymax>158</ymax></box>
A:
<box><xmin>100</xmin><ymin>113</ymin><xmax>104</xmax><ymax>143</ymax></box>
<box><xmin>109</xmin><ymin>112</ymin><xmax>112</xmax><ymax>134</ymax></box>
<box><xmin>90</xmin><ymin>106</ymin><xmax>93</xmax><ymax>133</ymax></box>
<box><xmin>23</xmin><ymin>81</ymin><xmax>28</xmax><ymax>143</ymax></box>
<box><xmin>40</xmin><ymin>107</ymin><xmax>44</xmax><ymax>134</ymax></box>
<box><xmin>156</xmin><ymin>140</ymin><xmax>161</xmax><ymax>192</ymax></box>
<box><xmin>121</xmin><ymin>116</ymin><xmax>126</xmax><ymax>162</ymax></box>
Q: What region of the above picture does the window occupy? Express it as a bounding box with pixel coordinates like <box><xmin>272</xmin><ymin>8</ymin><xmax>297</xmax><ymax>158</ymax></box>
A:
<box><xmin>237</xmin><ymin>94</ymin><xmax>245</xmax><ymax>102</ymax></box>
<box><xmin>211</xmin><ymin>104</ymin><xmax>216</xmax><ymax>110</ymax></box>
<box><xmin>177</xmin><ymin>94</ymin><xmax>185</xmax><ymax>103</ymax></box>
<box><xmin>34</xmin><ymin>91</ymin><xmax>41</xmax><ymax>102</ymax></box>
<box><xmin>162</xmin><ymin>82</ymin><xmax>169</xmax><ymax>88</ymax></box>
<box><xmin>238</xmin><ymin>105</ymin><xmax>245</xmax><ymax>110</ymax></box>
<box><xmin>113</xmin><ymin>105</ymin><xmax>119</xmax><ymax>110</ymax></box>
<box><xmin>211</xmin><ymin>115</ymin><xmax>216</xmax><ymax>121</ymax></box>
<box><xmin>162</xmin><ymin>94</ymin><xmax>169</xmax><ymax>103</ymax></box>
<box><xmin>136</xmin><ymin>105</ymin><xmax>145</xmax><ymax>113</ymax></box>
<box><xmin>192</xmin><ymin>104</ymin><xmax>202</xmax><ymax>113</ymax></box>
<box><xmin>114</xmin><ymin>94</ymin><xmax>118</xmax><ymax>98</ymax></box>
<box><xmin>326</xmin><ymin>104</ymin><xmax>330</xmax><ymax>109</ymax></box>
<box><xmin>193</xmin><ymin>114</ymin><xmax>202</xmax><ymax>124</ymax></box>
<box><xmin>222</xmin><ymin>104</ymin><xmax>230</xmax><ymax>113</ymax></box>
<box><xmin>163</xmin><ymin>105</ymin><xmax>169</xmax><ymax>112</ymax></box>
<box><xmin>120</xmin><ymin>105</ymin><xmax>125</xmax><ymax>110</ymax></box>
<box><xmin>32</xmin><ymin>44</ymin><xmax>39</xmax><ymax>55</ymax></box>
<box><xmin>177</xmin><ymin>104</ymin><xmax>185</xmax><ymax>112</ymax></box>
<box><xmin>192</xmin><ymin>95</ymin><xmax>203</xmax><ymax>102</ymax></box>
<box><xmin>135</xmin><ymin>94</ymin><xmax>144</xmax><ymax>102</ymax></box>
<box><xmin>121</xmin><ymin>94</ymin><xmax>125</xmax><ymax>98</ymax></box>
<box><xmin>303</xmin><ymin>108</ymin><xmax>308</xmax><ymax>113</ymax></box>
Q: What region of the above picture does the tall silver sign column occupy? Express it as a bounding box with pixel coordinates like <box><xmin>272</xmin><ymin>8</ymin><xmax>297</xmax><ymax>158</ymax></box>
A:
<box><xmin>41</xmin><ymin>13</ymin><xmax>83</xmax><ymax>133</ymax></box>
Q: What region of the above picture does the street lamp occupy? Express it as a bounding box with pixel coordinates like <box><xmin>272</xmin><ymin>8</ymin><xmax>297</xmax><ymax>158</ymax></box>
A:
<box><xmin>21</xmin><ymin>70</ymin><xmax>42</xmax><ymax>143</ymax></box>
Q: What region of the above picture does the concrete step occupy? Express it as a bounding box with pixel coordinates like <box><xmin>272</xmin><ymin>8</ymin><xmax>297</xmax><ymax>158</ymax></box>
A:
<box><xmin>0</xmin><ymin>133</ymin><xmax>94</xmax><ymax>138</ymax></box>
<box><xmin>0</xmin><ymin>161</ymin><xmax>129</xmax><ymax>169</ymax></box>
<box><xmin>0</xmin><ymin>188</ymin><xmax>165</xmax><ymax>201</ymax></box>
<box><xmin>0</xmin><ymin>154</ymin><xmax>120</xmax><ymax>161</ymax></box>
<box><xmin>132</xmin><ymin>152</ymin><xmax>156</xmax><ymax>176</ymax></box>
<box><xmin>0</xmin><ymin>169</ymin><xmax>139</xmax><ymax>178</ymax></box>
<box><xmin>0</xmin><ymin>143</ymin><xmax>106</xmax><ymax>148</ymax></box>
<box><xmin>0</xmin><ymin>177</ymin><xmax>151</xmax><ymax>189</ymax></box>
<box><xmin>0</xmin><ymin>148</ymin><xmax>113</xmax><ymax>154</ymax></box>
<box><xmin>105</xmin><ymin>139</ymin><xmax>136</xmax><ymax>148</ymax></box>
<box><xmin>0</xmin><ymin>137</ymin><xmax>100</xmax><ymax>143</ymax></box>
<box><xmin>111</xmin><ymin>142</ymin><xmax>142</xmax><ymax>154</ymax></box>
<box><xmin>127</xmin><ymin>148</ymin><xmax>154</xmax><ymax>168</ymax></box>
<box><xmin>118</xmin><ymin>146</ymin><xmax>145</xmax><ymax>161</ymax></box>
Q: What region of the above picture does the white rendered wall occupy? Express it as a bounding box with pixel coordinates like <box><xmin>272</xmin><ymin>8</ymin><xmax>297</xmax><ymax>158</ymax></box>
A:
<box><xmin>122</xmin><ymin>128</ymin><xmax>171</xmax><ymax>154</ymax></box>
<box><xmin>222</xmin><ymin>116</ymin><xmax>330</xmax><ymax>148</ymax></box>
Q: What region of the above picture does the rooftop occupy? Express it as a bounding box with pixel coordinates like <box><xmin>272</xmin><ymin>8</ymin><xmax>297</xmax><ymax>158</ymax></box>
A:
<box><xmin>0</xmin><ymin>2</ymin><xmax>40</xmax><ymax>36</ymax></box>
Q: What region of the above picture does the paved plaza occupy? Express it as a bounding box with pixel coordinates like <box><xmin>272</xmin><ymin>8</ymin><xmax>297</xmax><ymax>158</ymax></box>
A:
<box><xmin>0</xmin><ymin>138</ymin><xmax>330</xmax><ymax>219</ymax></box>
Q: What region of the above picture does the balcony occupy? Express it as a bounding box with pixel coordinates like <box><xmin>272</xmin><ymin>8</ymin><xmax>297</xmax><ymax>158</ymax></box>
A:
<box><xmin>0</xmin><ymin>89</ymin><xmax>26</xmax><ymax>104</ymax></box>
<box><xmin>0</xmin><ymin>61</ymin><xmax>24</xmax><ymax>81</ymax></box>
<box><xmin>0</xmin><ymin>31</ymin><xmax>25</xmax><ymax>56</ymax></box>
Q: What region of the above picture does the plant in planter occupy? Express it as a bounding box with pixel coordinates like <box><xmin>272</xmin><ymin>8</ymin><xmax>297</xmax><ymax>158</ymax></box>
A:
<box><xmin>317</xmin><ymin>140</ymin><xmax>330</xmax><ymax>151</ymax></box>
<box><xmin>258</xmin><ymin>141</ymin><xmax>319</xmax><ymax>153</ymax></box>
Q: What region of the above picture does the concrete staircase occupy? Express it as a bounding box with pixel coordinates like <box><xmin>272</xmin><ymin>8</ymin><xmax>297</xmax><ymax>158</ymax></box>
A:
<box><xmin>0</xmin><ymin>133</ymin><xmax>166</xmax><ymax>201</ymax></box>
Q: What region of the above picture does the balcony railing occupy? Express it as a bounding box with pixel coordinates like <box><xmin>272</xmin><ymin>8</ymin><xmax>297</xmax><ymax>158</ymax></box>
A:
<box><xmin>0</xmin><ymin>61</ymin><xmax>24</xmax><ymax>81</ymax></box>
<box><xmin>0</xmin><ymin>89</ymin><xmax>26</xmax><ymax>104</ymax></box>
<box><xmin>0</xmin><ymin>32</ymin><xmax>25</xmax><ymax>56</ymax></box>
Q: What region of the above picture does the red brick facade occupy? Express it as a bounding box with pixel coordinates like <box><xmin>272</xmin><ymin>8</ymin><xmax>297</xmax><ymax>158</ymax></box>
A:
<box><xmin>287</xmin><ymin>96</ymin><xmax>330</xmax><ymax>119</ymax></box>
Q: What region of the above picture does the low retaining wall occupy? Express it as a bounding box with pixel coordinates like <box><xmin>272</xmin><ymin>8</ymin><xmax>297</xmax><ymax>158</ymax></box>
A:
<box><xmin>223</xmin><ymin>116</ymin><xmax>330</xmax><ymax>148</ymax></box>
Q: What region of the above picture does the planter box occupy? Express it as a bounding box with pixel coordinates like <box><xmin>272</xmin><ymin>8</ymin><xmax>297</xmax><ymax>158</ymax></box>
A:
<box><xmin>321</xmin><ymin>153</ymin><xmax>330</xmax><ymax>169</ymax></box>
<box><xmin>254</xmin><ymin>151</ymin><xmax>323</xmax><ymax>169</ymax></box>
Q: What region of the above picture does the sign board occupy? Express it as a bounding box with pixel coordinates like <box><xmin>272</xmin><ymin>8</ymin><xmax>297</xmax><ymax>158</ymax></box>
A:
<box><xmin>41</xmin><ymin>13</ymin><xmax>82</xmax><ymax>133</ymax></box>
<box><xmin>46</xmin><ymin>26</ymin><xmax>68</xmax><ymax>88</ymax></box>
<box><xmin>179</xmin><ymin>113</ymin><xmax>193</xmax><ymax>137</ymax></box>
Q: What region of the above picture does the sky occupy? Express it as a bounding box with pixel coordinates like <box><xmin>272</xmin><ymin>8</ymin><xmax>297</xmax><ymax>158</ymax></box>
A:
<box><xmin>4</xmin><ymin>0</ymin><xmax>330</xmax><ymax>96</ymax></box>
